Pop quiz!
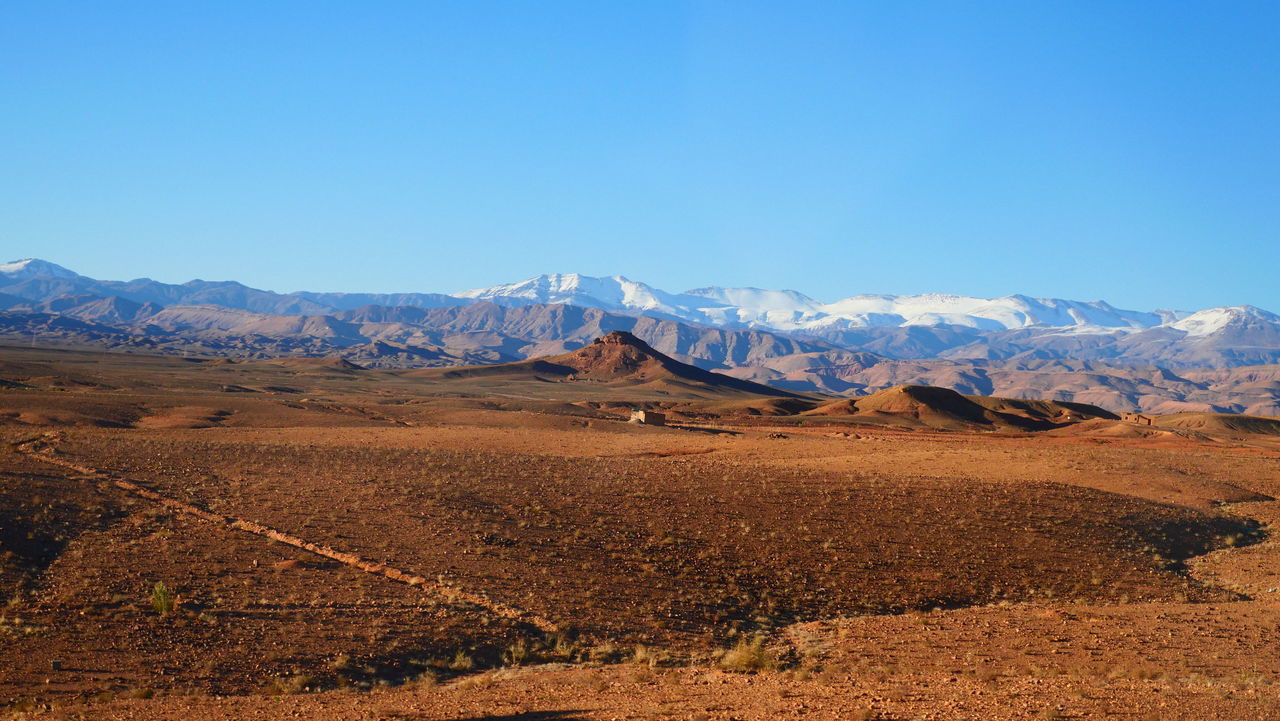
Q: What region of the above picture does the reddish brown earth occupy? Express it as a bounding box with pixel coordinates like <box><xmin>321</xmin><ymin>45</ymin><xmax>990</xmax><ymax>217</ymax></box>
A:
<box><xmin>3</xmin><ymin>343</ymin><xmax>1280</xmax><ymax>719</ymax></box>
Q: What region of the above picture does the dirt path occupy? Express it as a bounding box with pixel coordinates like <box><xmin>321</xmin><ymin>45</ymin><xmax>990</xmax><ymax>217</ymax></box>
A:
<box><xmin>11</xmin><ymin>433</ymin><xmax>559</xmax><ymax>634</ymax></box>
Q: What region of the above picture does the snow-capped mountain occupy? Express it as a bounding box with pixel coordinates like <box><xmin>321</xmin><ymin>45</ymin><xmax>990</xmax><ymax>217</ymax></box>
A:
<box><xmin>682</xmin><ymin>286</ymin><xmax>827</xmax><ymax>328</ymax></box>
<box><xmin>458</xmin><ymin>273</ymin><xmax>1185</xmax><ymax>333</ymax></box>
<box><xmin>3</xmin><ymin>259</ymin><xmax>1279</xmax><ymax>369</ymax></box>
<box><xmin>456</xmin><ymin>273</ymin><xmax>692</xmax><ymax>317</ymax></box>
<box><xmin>815</xmin><ymin>293</ymin><xmax>1173</xmax><ymax>331</ymax></box>
<box><xmin>0</xmin><ymin>258</ymin><xmax>81</xmax><ymax>280</ymax></box>
<box><xmin>1169</xmin><ymin>305</ymin><xmax>1280</xmax><ymax>337</ymax></box>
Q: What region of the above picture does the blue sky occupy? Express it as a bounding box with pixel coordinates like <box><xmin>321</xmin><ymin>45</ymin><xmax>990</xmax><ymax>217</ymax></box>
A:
<box><xmin>2</xmin><ymin>2</ymin><xmax>1277</xmax><ymax>311</ymax></box>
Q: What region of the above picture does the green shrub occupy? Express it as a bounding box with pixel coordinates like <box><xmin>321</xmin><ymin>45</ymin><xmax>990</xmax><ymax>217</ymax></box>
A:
<box><xmin>150</xmin><ymin>582</ymin><xmax>175</xmax><ymax>615</ymax></box>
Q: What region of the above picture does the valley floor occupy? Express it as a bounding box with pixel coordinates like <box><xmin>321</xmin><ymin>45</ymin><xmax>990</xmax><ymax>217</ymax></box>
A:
<box><xmin>3</xmin><ymin>351</ymin><xmax>1280</xmax><ymax>719</ymax></box>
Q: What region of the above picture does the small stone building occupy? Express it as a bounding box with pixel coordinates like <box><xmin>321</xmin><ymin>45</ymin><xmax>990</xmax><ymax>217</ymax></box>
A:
<box><xmin>1120</xmin><ymin>412</ymin><xmax>1154</xmax><ymax>425</ymax></box>
<box><xmin>629</xmin><ymin>409</ymin><xmax>666</xmax><ymax>426</ymax></box>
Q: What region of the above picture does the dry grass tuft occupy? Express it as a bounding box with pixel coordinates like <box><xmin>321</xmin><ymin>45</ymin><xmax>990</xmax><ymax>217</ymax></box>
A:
<box><xmin>718</xmin><ymin>635</ymin><xmax>776</xmax><ymax>673</ymax></box>
<box><xmin>630</xmin><ymin>644</ymin><xmax>669</xmax><ymax>668</ymax></box>
<box><xmin>448</xmin><ymin>650</ymin><xmax>476</xmax><ymax>672</ymax></box>
<box><xmin>265</xmin><ymin>673</ymin><xmax>315</xmax><ymax>695</ymax></box>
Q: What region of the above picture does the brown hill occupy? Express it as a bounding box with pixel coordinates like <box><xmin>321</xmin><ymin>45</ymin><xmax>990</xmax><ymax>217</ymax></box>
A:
<box><xmin>966</xmin><ymin>395</ymin><xmax>1119</xmax><ymax>424</ymax></box>
<box><xmin>1046</xmin><ymin>418</ymin><xmax>1211</xmax><ymax>441</ymax></box>
<box><xmin>1154</xmin><ymin>412</ymin><xmax>1280</xmax><ymax>437</ymax></box>
<box><xmin>741</xmin><ymin>356</ymin><xmax>1280</xmax><ymax>415</ymax></box>
<box><xmin>802</xmin><ymin>385</ymin><xmax>1115</xmax><ymax>431</ymax></box>
<box><xmin>409</xmin><ymin>331</ymin><xmax>805</xmax><ymax>399</ymax></box>
<box><xmin>268</xmin><ymin>357</ymin><xmax>366</xmax><ymax>372</ymax></box>
<box><xmin>700</xmin><ymin>397</ymin><xmax>822</xmax><ymax>416</ymax></box>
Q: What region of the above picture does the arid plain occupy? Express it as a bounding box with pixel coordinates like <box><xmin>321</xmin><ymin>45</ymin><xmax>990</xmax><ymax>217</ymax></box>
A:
<box><xmin>4</xmin><ymin>335</ymin><xmax>1280</xmax><ymax>720</ymax></box>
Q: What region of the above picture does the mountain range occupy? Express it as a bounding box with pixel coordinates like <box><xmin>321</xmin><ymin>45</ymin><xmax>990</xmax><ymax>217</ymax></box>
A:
<box><xmin>457</xmin><ymin>272</ymin><xmax>1187</xmax><ymax>331</ymax></box>
<box><xmin>3</xmin><ymin>258</ymin><xmax>1280</xmax><ymax>415</ymax></box>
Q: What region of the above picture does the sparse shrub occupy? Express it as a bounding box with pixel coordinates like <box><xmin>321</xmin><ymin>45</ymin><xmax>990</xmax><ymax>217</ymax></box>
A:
<box><xmin>718</xmin><ymin>635</ymin><xmax>775</xmax><ymax>673</ymax></box>
<box><xmin>8</xmin><ymin>699</ymin><xmax>38</xmax><ymax>713</ymax></box>
<box><xmin>549</xmin><ymin>631</ymin><xmax>580</xmax><ymax>659</ymax></box>
<box><xmin>454</xmin><ymin>673</ymin><xmax>495</xmax><ymax>691</ymax></box>
<box><xmin>630</xmin><ymin>644</ymin><xmax>667</xmax><ymax>668</ymax></box>
<box><xmin>588</xmin><ymin>642</ymin><xmax>626</xmax><ymax>664</ymax></box>
<box><xmin>266</xmin><ymin>673</ymin><xmax>315</xmax><ymax>695</ymax></box>
<box><xmin>502</xmin><ymin>637</ymin><xmax>533</xmax><ymax>666</ymax></box>
<box><xmin>448</xmin><ymin>649</ymin><xmax>475</xmax><ymax>671</ymax></box>
<box><xmin>626</xmin><ymin>666</ymin><xmax>655</xmax><ymax>683</ymax></box>
<box><xmin>415</xmin><ymin>669</ymin><xmax>438</xmax><ymax>687</ymax></box>
<box><xmin>150</xmin><ymin>582</ymin><xmax>175</xmax><ymax>615</ymax></box>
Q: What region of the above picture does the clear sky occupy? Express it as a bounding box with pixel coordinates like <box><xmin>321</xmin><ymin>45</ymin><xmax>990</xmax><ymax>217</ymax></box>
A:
<box><xmin>2</xmin><ymin>2</ymin><xmax>1277</xmax><ymax>311</ymax></box>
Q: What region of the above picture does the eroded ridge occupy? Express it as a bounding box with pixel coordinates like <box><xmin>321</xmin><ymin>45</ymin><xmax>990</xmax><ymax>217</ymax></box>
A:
<box><xmin>11</xmin><ymin>433</ymin><xmax>558</xmax><ymax>633</ymax></box>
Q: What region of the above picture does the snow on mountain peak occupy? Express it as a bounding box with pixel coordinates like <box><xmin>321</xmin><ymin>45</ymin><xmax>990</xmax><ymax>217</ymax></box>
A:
<box><xmin>446</xmin><ymin>273</ymin><xmax>1276</xmax><ymax>336</ymax></box>
<box><xmin>457</xmin><ymin>273</ymin><xmax>688</xmax><ymax>316</ymax></box>
<box><xmin>1170</xmin><ymin>306</ymin><xmax>1280</xmax><ymax>336</ymax></box>
<box><xmin>0</xmin><ymin>258</ymin><xmax>80</xmax><ymax>279</ymax></box>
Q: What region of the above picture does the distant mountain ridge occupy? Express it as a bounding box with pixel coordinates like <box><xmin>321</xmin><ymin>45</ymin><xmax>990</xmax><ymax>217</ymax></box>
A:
<box><xmin>3</xmin><ymin>259</ymin><xmax>1280</xmax><ymax>414</ymax></box>
<box><xmin>3</xmin><ymin>260</ymin><xmax>1263</xmax><ymax>333</ymax></box>
<box><xmin>0</xmin><ymin>259</ymin><xmax>467</xmax><ymax>316</ymax></box>
<box><xmin>4</xmin><ymin>260</ymin><xmax>1278</xmax><ymax>369</ymax></box>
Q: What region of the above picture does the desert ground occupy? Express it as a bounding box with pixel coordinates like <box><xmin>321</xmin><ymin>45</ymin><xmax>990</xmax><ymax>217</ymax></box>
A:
<box><xmin>3</xmin><ymin>338</ymin><xmax>1280</xmax><ymax>720</ymax></box>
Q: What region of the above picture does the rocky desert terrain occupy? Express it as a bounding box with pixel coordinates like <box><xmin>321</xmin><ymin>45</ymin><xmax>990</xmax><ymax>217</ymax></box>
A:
<box><xmin>3</xmin><ymin>334</ymin><xmax>1280</xmax><ymax>719</ymax></box>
